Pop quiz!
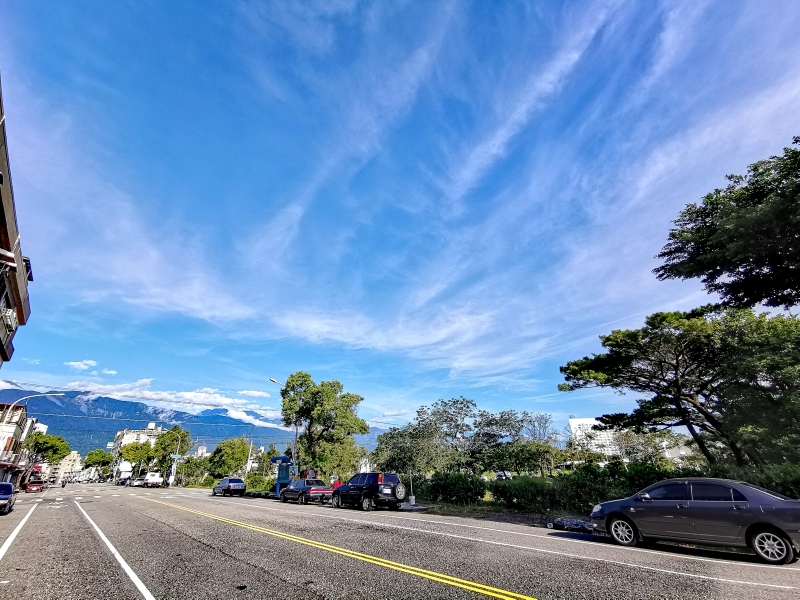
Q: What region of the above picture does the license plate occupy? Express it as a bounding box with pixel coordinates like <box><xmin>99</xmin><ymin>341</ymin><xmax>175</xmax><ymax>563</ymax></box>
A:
<box><xmin>382</xmin><ymin>489</ymin><xmax>391</xmax><ymax>494</ymax></box>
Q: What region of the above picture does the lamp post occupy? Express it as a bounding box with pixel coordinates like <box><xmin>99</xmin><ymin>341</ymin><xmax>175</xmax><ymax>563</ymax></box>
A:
<box><xmin>269</xmin><ymin>378</ymin><xmax>297</xmax><ymax>469</ymax></box>
<box><xmin>2</xmin><ymin>393</ymin><xmax>64</xmax><ymax>424</ymax></box>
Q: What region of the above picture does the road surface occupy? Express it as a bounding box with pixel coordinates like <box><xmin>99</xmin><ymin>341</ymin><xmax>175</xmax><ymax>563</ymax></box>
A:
<box><xmin>0</xmin><ymin>484</ymin><xmax>796</xmax><ymax>599</ymax></box>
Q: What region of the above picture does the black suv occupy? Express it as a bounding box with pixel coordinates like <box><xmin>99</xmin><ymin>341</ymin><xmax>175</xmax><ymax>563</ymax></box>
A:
<box><xmin>331</xmin><ymin>472</ymin><xmax>406</xmax><ymax>511</ymax></box>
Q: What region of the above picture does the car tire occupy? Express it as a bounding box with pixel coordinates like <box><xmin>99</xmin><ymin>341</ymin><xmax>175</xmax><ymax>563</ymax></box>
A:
<box><xmin>608</xmin><ymin>517</ymin><xmax>639</xmax><ymax>547</ymax></box>
<box><xmin>751</xmin><ymin>528</ymin><xmax>796</xmax><ymax>565</ymax></box>
<box><xmin>212</xmin><ymin>489</ymin><xmax>216</xmax><ymax>496</ymax></box>
<box><xmin>298</xmin><ymin>494</ymin><xmax>307</xmax><ymax>505</ymax></box>
<box><xmin>280</xmin><ymin>493</ymin><xmax>287</xmax><ymax>503</ymax></box>
<box><xmin>360</xmin><ymin>496</ymin><xmax>373</xmax><ymax>512</ymax></box>
<box><xmin>394</xmin><ymin>483</ymin><xmax>406</xmax><ymax>501</ymax></box>
<box><xmin>332</xmin><ymin>494</ymin><xmax>341</xmax><ymax>509</ymax></box>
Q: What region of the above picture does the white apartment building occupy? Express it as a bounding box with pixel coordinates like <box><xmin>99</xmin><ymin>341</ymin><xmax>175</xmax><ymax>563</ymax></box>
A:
<box><xmin>111</xmin><ymin>422</ymin><xmax>163</xmax><ymax>480</ymax></box>
<box><xmin>50</xmin><ymin>450</ymin><xmax>82</xmax><ymax>483</ymax></box>
<box><xmin>568</xmin><ymin>418</ymin><xmax>619</xmax><ymax>456</ymax></box>
<box><xmin>194</xmin><ymin>445</ymin><xmax>208</xmax><ymax>458</ymax></box>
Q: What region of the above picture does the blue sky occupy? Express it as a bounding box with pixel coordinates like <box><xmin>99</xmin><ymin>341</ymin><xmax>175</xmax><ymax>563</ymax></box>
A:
<box><xmin>1</xmin><ymin>1</ymin><xmax>799</xmax><ymax>430</ymax></box>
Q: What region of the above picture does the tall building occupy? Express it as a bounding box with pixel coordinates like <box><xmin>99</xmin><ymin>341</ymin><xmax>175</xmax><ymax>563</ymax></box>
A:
<box><xmin>568</xmin><ymin>417</ymin><xmax>619</xmax><ymax>456</ymax></box>
<box><xmin>110</xmin><ymin>422</ymin><xmax>163</xmax><ymax>479</ymax></box>
<box><xmin>50</xmin><ymin>450</ymin><xmax>82</xmax><ymax>483</ymax></box>
<box><xmin>0</xmin><ymin>402</ymin><xmax>41</xmax><ymax>484</ymax></box>
<box><xmin>0</xmin><ymin>74</ymin><xmax>33</xmax><ymax>366</ymax></box>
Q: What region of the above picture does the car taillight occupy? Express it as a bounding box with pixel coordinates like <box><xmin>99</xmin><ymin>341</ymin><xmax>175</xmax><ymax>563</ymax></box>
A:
<box><xmin>227</xmin><ymin>485</ymin><xmax>231</xmax><ymax>489</ymax></box>
<box><xmin>377</xmin><ymin>474</ymin><xmax>383</xmax><ymax>484</ymax></box>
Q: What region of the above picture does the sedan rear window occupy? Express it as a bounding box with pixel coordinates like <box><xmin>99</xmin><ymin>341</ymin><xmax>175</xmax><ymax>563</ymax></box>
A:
<box><xmin>738</xmin><ymin>482</ymin><xmax>794</xmax><ymax>501</ymax></box>
<box><xmin>692</xmin><ymin>484</ymin><xmax>735</xmax><ymax>501</ymax></box>
<box><xmin>306</xmin><ymin>479</ymin><xmax>325</xmax><ymax>486</ymax></box>
<box><xmin>229</xmin><ymin>479</ymin><xmax>244</xmax><ymax>484</ymax></box>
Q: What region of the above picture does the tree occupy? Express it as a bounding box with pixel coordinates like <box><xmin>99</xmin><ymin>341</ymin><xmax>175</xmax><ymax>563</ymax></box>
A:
<box><xmin>120</xmin><ymin>442</ymin><xmax>155</xmax><ymax>476</ymax></box>
<box><xmin>655</xmin><ymin>137</ymin><xmax>800</xmax><ymax>308</ymax></box>
<box><xmin>153</xmin><ymin>426</ymin><xmax>193</xmax><ymax>474</ymax></box>
<box><xmin>23</xmin><ymin>432</ymin><xmax>70</xmax><ymax>465</ymax></box>
<box><xmin>176</xmin><ymin>456</ymin><xmax>211</xmax><ymax>486</ymax></box>
<box><xmin>280</xmin><ymin>371</ymin><xmax>369</xmax><ymax>464</ymax></box>
<box><xmin>208</xmin><ymin>437</ymin><xmax>250</xmax><ymax>477</ymax></box>
<box><xmin>84</xmin><ymin>449</ymin><xmax>113</xmax><ymax>468</ymax></box>
<box><xmin>314</xmin><ymin>437</ymin><xmax>367</xmax><ymax>480</ymax></box>
<box><xmin>559</xmin><ymin>308</ymin><xmax>800</xmax><ymax>466</ymax></box>
<box><xmin>371</xmin><ymin>420</ymin><xmax>444</xmax><ymax>475</ymax></box>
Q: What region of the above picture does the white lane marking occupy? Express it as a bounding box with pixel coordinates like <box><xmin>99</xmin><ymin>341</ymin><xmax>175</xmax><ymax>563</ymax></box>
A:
<box><xmin>112</xmin><ymin>495</ymin><xmax>120</xmax><ymax>497</ymax></box>
<box><xmin>94</xmin><ymin>496</ymin><xmax>101</xmax><ymax>498</ymax></box>
<box><xmin>74</xmin><ymin>502</ymin><xmax>156</xmax><ymax>600</ymax></box>
<box><xmin>56</xmin><ymin>498</ymin><xmax>63</xmax><ymax>502</ymax></box>
<box><xmin>0</xmin><ymin>505</ymin><xmax>37</xmax><ymax>562</ymax></box>
<box><xmin>75</xmin><ymin>497</ymin><xmax>83</xmax><ymax>500</ymax></box>
<box><xmin>190</xmin><ymin>497</ymin><xmax>796</xmax><ymax>588</ymax></box>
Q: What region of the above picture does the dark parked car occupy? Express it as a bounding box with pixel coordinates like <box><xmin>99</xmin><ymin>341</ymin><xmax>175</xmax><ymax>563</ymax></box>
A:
<box><xmin>280</xmin><ymin>479</ymin><xmax>333</xmax><ymax>504</ymax></box>
<box><xmin>0</xmin><ymin>482</ymin><xmax>16</xmax><ymax>514</ymax></box>
<box><xmin>590</xmin><ymin>477</ymin><xmax>800</xmax><ymax>564</ymax></box>
<box><xmin>212</xmin><ymin>478</ymin><xmax>246</xmax><ymax>497</ymax></box>
<box><xmin>331</xmin><ymin>472</ymin><xmax>406</xmax><ymax>511</ymax></box>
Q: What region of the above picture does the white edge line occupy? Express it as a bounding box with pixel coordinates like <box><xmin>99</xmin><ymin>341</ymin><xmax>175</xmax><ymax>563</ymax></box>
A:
<box><xmin>161</xmin><ymin>496</ymin><xmax>796</xmax><ymax>591</ymax></box>
<box><xmin>74</xmin><ymin>501</ymin><xmax>156</xmax><ymax>600</ymax></box>
<box><xmin>0</xmin><ymin>504</ymin><xmax>37</xmax><ymax>562</ymax></box>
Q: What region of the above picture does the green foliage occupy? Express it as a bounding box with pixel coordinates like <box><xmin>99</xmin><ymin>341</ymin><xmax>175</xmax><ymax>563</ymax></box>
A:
<box><xmin>313</xmin><ymin>436</ymin><xmax>366</xmax><ymax>480</ymax></box>
<box><xmin>23</xmin><ymin>432</ymin><xmax>71</xmax><ymax>465</ymax></box>
<box><xmin>281</xmin><ymin>371</ymin><xmax>369</xmax><ymax>464</ymax></box>
<box><xmin>655</xmin><ymin>137</ymin><xmax>800</xmax><ymax>308</ymax></box>
<box><xmin>120</xmin><ymin>442</ymin><xmax>155</xmax><ymax>476</ymax></box>
<box><xmin>84</xmin><ymin>449</ymin><xmax>113</xmax><ymax>468</ymax></box>
<box><xmin>244</xmin><ymin>473</ymin><xmax>276</xmax><ymax>492</ymax></box>
<box><xmin>208</xmin><ymin>437</ymin><xmax>250</xmax><ymax>477</ymax></box>
<box><xmin>559</xmin><ymin>308</ymin><xmax>800</xmax><ymax>466</ymax></box>
<box><xmin>153</xmin><ymin>426</ymin><xmax>193</xmax><ymax>474</ymax></box>
<box><xmin>176</xmin><ymin>456</ymin><xmax>211</xmax><ymax>487</ymax></box>
<box><xmin>427</xmin><ymin>471</ymin><xmax>486</xmax><ymax>505</ymax></box>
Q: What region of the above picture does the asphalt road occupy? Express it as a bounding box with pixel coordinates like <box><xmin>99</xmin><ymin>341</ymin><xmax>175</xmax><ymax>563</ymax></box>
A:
<box><xmin>0</xmin><ymin>484</ymin><xmax>797</xmax><ymax>599</ymax></box>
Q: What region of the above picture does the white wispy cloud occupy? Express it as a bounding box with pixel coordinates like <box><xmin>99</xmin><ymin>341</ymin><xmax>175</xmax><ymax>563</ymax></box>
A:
<box><xmin>64</xmin><ymin>360</ymin><xmax>97</xmax><ymax>371</ymax></box>
<box><xmin>225</xmin><ymin>409</ymin><xmax>287</xmax><ymax>429</ymax></box>
<box><xmin>237</xmin><ymin>390</ymin><xmax>271</xmax><ymax>398</ymax></box>
<box><xmin>21</xmin><ymin>358</ymin><xmax>41</xmax><ymax>365</ymax></box>
<box><xmin>101</xmin><ymin>369</ymin><xmax>118</xmax><ymax>375</ymax></box>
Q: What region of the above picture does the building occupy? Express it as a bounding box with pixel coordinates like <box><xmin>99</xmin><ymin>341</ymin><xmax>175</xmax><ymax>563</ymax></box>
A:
<box><xmin>194</xmin><ymin>445</ymin><xmax>208</xmax><ymax>458</ymax></box>
<box><xmin>110</xmin><ymin>422</ymin><xmax>163</xmax><ymax>480</ymax></box>
<box><xmin>49</xmin><ymin>450</ymin><xmax>82</xmax><ymax>483</ymax></box>
<box><xmin>569</xmin><ymin>417</ymin><xmax>619</xmax><ymax>456</ymax></box>
<box><xmin>0</xmin><ymin>74</ymin><xmax>33</xmax><ymax>366</ymax></box>
<box><xmin>0</xmin><ymin>402</ymin><xmax>40</xmax><ymax>484</ymax></box>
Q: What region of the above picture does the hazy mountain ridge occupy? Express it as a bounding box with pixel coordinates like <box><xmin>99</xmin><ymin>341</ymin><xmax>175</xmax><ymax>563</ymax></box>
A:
<box><xmin>0</xmin><ymin>389</ymin><xmax>386</xmax><ymax>457</ymax></box>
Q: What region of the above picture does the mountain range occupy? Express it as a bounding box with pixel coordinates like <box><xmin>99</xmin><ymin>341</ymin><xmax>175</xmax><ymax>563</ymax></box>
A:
<box><xmin>0</xmin><ymin>389</ymin><xmax>387</xmax><ymax>457</ymax></box>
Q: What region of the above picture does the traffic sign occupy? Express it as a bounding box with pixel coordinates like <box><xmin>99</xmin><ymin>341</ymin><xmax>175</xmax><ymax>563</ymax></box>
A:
<box><xmin>106</xmin><ymin>442</ymin><xmax>113</xmax><ymax>449</ymax></box>
<box><xmin>171</xmin><ymin>454</ymin><xmax>182</xmax><ymax>459</ymax></box>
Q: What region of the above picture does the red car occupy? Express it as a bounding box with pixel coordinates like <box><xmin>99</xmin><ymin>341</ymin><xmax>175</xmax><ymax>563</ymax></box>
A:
<box><xmin>25</xmin><ymin>482</ymin><xmax>44</xmax><ymax>493</ymax></box>
<box><xmin>279</xmin><ymin>479</ymin><xmax>333</xmax><ymax>504</ymax></box>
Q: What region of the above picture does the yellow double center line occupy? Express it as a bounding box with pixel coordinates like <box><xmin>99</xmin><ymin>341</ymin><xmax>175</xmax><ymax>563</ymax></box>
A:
<box><xmin>143</xmin><ymin>498</ymin><xmax>537</xmax><ymax>600</ymax></box>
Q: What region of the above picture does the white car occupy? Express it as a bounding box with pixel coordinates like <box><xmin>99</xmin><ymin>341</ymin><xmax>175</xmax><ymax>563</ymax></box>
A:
<box><xmin>143</xmin><ymin>472</ymin><xmax>164</xmax><ymax>487</ymax></box>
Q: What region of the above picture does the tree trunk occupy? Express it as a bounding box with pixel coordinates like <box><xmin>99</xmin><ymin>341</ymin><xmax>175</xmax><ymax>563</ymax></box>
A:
<box><xmin>684</xmin><ymin>421</ymin><xmax>716</xmax><ymax>464</ymax></box>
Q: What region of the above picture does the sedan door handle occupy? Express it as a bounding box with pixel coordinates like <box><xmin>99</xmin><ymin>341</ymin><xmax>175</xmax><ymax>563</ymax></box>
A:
<box><xmin>732</xmin><ymin>505</ymin><xmax>745</xmax><ymax>510</ymax></box>
<box><xmin>676</xmin><ymin>503</ymin><xmax>688</xmax><ymax>509</ymax></box>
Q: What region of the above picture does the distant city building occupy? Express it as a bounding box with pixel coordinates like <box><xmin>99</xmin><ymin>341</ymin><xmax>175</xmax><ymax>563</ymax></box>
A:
<box><xmin>0</xmin><ymin>74</ymin><xmax>33</xmax><ymax>366</ymax></box>
<box><xmin>33</xmin><ymin>422</ymin><xmax>48</xmax><ymax>434</ymax></box>
<box><xmin>110</xmin><ymin>422</ymin><xmax>163</xmax><ymax>480</ymax></box>
<box><xmin>569</xmin><ymin>418</ymin><xmax>619</xmax><ymax>456</ymax></box>
<box><xmin>194</xmin><ymin>445</ymin><xmax>208</xmax><ymax>458</ymax></box>
<box><xmin>50</xmin><ymin>450</ymin><xmax>82</xmax><ymax>483</ymax></box>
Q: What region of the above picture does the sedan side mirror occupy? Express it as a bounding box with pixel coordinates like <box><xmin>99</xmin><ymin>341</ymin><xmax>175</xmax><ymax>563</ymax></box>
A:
<box><xmin>637</xmin><ymin>493</ymin><xmax>651</xmax><ymax>501</ymax></box>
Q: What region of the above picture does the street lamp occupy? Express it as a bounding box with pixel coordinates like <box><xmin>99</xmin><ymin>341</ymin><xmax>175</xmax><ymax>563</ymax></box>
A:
<box><xmin>2</xmin><ymin>393</ymin><xmax>64</xmax><ymax>424</ymax></box>
<box><xmin>269</xmin><ymin>377</ymin><xmax>298</xmax><ymax>469</ymax></box>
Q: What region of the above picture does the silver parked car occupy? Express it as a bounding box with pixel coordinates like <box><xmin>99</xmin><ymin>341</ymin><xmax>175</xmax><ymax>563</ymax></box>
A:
<box><xmin>212</xmin><ymin>477</ymin><xmax>246</xmax><ymax>497</ymax></box>
<box><xmin>590</xmin><ymin>477</ymin><xmax>800</xmax><ymax>564</ymax></box>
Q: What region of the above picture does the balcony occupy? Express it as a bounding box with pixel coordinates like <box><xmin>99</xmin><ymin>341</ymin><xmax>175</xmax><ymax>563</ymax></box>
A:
<box><xmin>0</xmin><ymin>450</ymin><xmax>20</xmax><ymax>466</ymax></box>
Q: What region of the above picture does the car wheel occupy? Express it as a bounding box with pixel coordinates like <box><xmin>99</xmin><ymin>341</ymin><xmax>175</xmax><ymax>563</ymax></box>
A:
<box><xmin>608</xmin><ymin>517</ymin><xmax>639</xmax><ymax>547</ymax></box>
<box><xmin>212</xmin><ymin>489</ymin><xmax>216</xmax><ymax>496</ymax></box>
<box><xmin>360</xmin><ymin>496</ymin><xmax>373</xmax><ymax>512</ymax></box>
<box><xmin>331</xmin><ymin>494</ymin><xmax>341</xmax><ymax>509</ymax></box>
<box><xmin>298</xmin><ymin>494</ymin><xmax>307</xmax><ymax>505</ymax></box>
<box><xmin>394</xmin><ymin>483</ymin><xmax>406</xmax><ymax>501</ymax></box>
<box><xmin>280</xmin><ymin>493</ymin><xmax>287</xmax><ymax>503</ymax></box>
<box><xmin>752</xmin><ymin>529</ymin><xmax>795</xmax><ymax>565</ymax></box>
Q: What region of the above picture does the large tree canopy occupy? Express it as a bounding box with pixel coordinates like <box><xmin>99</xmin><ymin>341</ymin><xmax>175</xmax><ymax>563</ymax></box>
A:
<box><xmin>23</xmin><ymin>432</ymin><xmax>70</xmax><ymax>465</ymax></box>
<box><xmin>559</xmin><ymin>308</ymin><xmax>800</xmax><ymax>466</ymax></box>
<box><xmin>84</xmin><ymin>449</ymin><xmax>113</xmax><ymax>468</ymax></box>
<box><xmin>280</xmin><ymin>371</ymin><xmax>369</xmax><ymax>464</ymax></box>
<box><xmin>655</xmin><ymin>137</ymin><xmax>800</xmax><ymax>308</ymax></box>
<box><xmin>208</xmin><ymin>436</ymin><xmax>250</xmax><ymax>477</ymax></box>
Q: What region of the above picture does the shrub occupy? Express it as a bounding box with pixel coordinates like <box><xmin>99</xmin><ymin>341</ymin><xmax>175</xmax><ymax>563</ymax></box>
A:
<box><xmin>427</xmin><ymin>471</ymin><xmax>486</xmax><ymax>505</ymax></box>
<box><xmin>705</xmin><ymin>463</ymin><xmax>800</xmax><ymax>499</ymax></box>
<box><xmin>244</xmin><ymin>473</ymin><xmax>276</xmax><ymax>492</ymax></box>
<box><xmin>400</xmin><ymin>475</ymin><xmax>433</xmax><ymax>502</ymax></box>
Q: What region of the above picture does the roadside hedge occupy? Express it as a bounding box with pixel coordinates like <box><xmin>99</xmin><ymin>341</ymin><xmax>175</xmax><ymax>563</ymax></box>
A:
<box><xmin>488</xmin><ymin>461</ymin><xmax>800</xmax><ymax>515</ymax></box>
<box><xmin>244</xmin><ymin>473</ymin><xmax>276</xmax><ymax>492</ymax></box>
<box><xmin>426</xmin><ymin>472</ymin><xmax>487</xmax><ymax>505</ymax></box>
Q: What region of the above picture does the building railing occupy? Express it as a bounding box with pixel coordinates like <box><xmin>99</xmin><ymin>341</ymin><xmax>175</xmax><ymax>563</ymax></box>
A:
<box><xmin>0</xmin><ymin>450</ymin><xmax>20</xmax><ymax>465</ymax></box>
